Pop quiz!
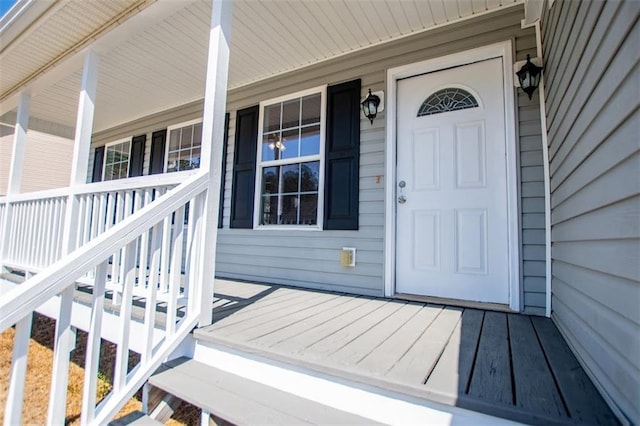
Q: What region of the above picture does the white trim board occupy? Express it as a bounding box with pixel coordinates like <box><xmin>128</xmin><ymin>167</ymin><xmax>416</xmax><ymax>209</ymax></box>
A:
<box><xmin>384</xmin><ymin>41</ymin><xmax>521</xmax><ymax>312</ymax></box>
<box><xmin>192</xmin><ymin>341</ymin><xmax>519</xmax><ymax>425</ymax></box>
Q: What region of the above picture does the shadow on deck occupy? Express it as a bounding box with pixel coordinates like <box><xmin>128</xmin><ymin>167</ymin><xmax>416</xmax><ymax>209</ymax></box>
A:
<box><xmin>195</xmin><ymin>279</ymin><xmax>618</xmax><ymax>425</ymax></box>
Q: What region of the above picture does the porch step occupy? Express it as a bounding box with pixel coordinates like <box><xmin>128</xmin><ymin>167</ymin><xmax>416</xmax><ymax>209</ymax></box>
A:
<box><xmin>109</xmin><ymin>411</ymin><xmax>163</xmax><ymax>425</ymax></box>
<box><xmin>149</xmin><ymin>357</ymin><xmax>380</xmax><ymax>425</ymax></box>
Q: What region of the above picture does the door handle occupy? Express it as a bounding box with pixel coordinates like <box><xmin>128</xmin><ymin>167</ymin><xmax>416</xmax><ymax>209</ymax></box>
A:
<box><xmin>398</xmin><ymin>195</ymin><xmax>407</xmax><ymax>204</ymax></box>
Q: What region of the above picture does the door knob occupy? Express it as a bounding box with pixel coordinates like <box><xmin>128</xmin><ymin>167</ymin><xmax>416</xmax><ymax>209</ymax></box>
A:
<box><xmin>398</xmin><ymin>195</ymin><xmax>407</xmax><ymax>204</ymax></box>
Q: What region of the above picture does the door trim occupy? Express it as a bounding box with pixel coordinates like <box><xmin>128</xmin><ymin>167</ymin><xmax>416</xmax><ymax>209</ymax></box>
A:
<box><xmin>384</xmin><ymin>41</ymin><xmax>521</xmax><ymax>311</ymax></box>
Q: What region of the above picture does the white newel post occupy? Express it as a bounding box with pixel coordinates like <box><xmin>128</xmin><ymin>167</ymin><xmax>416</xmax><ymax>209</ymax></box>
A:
<box><xmin>47</xmin><ymin>50</ymin><xmax>99</xmax><ymax>424</ymax></box>
<box><xmin>2</xmin><ymin>91</ymin><xmax>31</xmax><ymax>426</ymax></box>
<box><xmin>0</xmin><ymin>90</ymin><xmax>30</xmax><ymax>270</ymax></box>
<box><xmin>195</xmin><ymin>0</ymin><xmax>233</xmax><ymax>327</ymax></box>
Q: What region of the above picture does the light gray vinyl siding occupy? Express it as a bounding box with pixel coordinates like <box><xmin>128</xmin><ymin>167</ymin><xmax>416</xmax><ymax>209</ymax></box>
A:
<box><xmin>217</xmin><ymin>5</ymin><xmax>547</xmax><ymax>301</ymax></box>
<box><xmin>87</xmin><ymin>5</ymin><xmax>548</xmax><ymax>309</ymax></box>
<box><xmin>542</xmin><ymin>0</ymin><xmax>640</xmax><ymax>423</ymax></box>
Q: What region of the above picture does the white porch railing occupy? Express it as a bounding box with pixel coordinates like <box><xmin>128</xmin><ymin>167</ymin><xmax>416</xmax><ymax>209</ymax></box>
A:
<box><xmin>0</xmin><ymin>171</ymin><xmax>210</xmax><ymax>425</ymax></box>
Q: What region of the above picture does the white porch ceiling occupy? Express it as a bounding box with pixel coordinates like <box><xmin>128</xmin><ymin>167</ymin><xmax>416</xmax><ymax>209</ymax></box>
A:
<box><xmin>0</xmin><ymin>0</ymin><xmax>521</xmax><ymax>133</ymax></box>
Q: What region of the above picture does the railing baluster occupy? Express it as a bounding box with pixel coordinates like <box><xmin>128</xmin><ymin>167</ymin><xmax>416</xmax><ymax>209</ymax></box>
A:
<box><xmin>137</xmin><ymin>190</ymin><xmax>152</xmax><ymax>291</ymax></box>
<box><xmin>167</xmin><ymin>205</ymin><xmax>185</xmax><ymax>336</ymax></box>
<box><xmin>47</xmin><ymin>286</ymin><xmax>75</xmax><ymax>424</ymax></box>
<box><xmin>4</xmin><ymin>313</ymin><xmax>33</xmax><ymax>426</ymax></box>
<box><xmin>80</xmin><ymin>260</ymin><xmax>108</xmax><ymax>425</ymax></box>
<box><xmin>38</xmin><ymin>199</ymin><xmax>52</xmax><ymax>269</ymax></box>
<box><xmin>113</xmin><ymin>237</ymin><xmax>137</xmax><ymax>392</ymax></box>
<box><xmin>159</xmin><ymin>190</ymin><xmax>171</xmax><ymax>295</ymax></box>
<box><xmin>143</xmin><ymin>221</ymin><xmax>163</xmax><ymax>363</ymax></box>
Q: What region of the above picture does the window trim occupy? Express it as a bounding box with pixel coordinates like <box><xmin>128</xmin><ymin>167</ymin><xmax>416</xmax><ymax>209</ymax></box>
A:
<box><xmin>164</xmin><ymin>118</ymin><xmax>204</xmax><ymax>173</ymax></box>
<box><xmin>102</xmin><ymin>137</ymin><xmax>132</xmax><ymax>181</ymax></box>
<box><xmin>252</xmin><ymin>85</ymin><xmax>327</xmax><ymax>230</ymax></box>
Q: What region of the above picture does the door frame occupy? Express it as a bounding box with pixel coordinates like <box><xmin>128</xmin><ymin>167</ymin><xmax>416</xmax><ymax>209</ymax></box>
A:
<box><xmin>384</xmin><ymin>41</ymin><xmax>521</xmax><ymax>311</ymax></box>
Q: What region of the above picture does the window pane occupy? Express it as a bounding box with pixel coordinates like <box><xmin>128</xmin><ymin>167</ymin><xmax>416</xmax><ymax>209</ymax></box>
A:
<box><xmin>282</xmin><ymin>98</ymin><xmax>300</xmax><ymax>129</ymax></box>
<box><xmin>280</xmin><ymin>128</ymin><xmax>300</xmax><ymax>160</ymax></box>
<box><xmin>300</xmin><ymin>125</ymin><xmax>320</xmax><ymax>157</ymax></box>
<box><xmin>302</xmin><ymin>94</ymin><xmax>321</xmax><ymax>125</ymax></box>
<box><xmin>300</xmin><ymin>194</ymin><xmax>318</xmax><ymax>225</ymax></box>
<box><xmin>263</xmin><ymin>104</ymin><xmax>281</xmax><ymax>133</ymax></box>
<box><xmin>193</xmin><ymin>123</ymin><xmax>202</xmax><ymax>148</ymax></box>
<box><xmin>104</xmin><ymin>164</ymin><xmax>114</xmax><ymax>181</ymax></box>
<box><xmin>167</xmin><ymin>152</ymin><xmax>179</xmax><ymax>173</ymax></box>
<box><xmin>280</xmin><ymin>195</ymin><xmax>298</xmax><ymax>225</ymax></box>
<box><xmin>190</xmin><ymin>147</ymin><xmax>201</xmax><ymax>170</ymax></box>
<box><xmin>262</xmin><ymin>133</ymin><xmax>280</xmax><ymax>162</ymax></box>
<box><xmin>105</xmin><ymin>149</ymin><xmax>115</xmax><ymax>164</ymax></box>
<box><xmin>300</xmin><ymin>161</ymin><xmax>320</xmax><ymax>192</ymax></box>
<box><xmin>169</xmin><ymin>129</ymin><xmax>180</xmax><ymax>151</ymax></box>
<box><xmin>181</xmin><ymin>126</ymin><xmax>193</xmax><ymax>150</ymax></box>
<box><xmin>282</xmin><ymin>164</ymin><xmax>299</xmax><ymax>193</ymax></box>
<box><xmin>262</xmin><ymin>166</ymin><xmax>279</xmax><ymax>195</ymax></box>
<box><xmin>260</xmin><ymin>195</ymin><xmax>278</xmax><ymax>225</ymax></box>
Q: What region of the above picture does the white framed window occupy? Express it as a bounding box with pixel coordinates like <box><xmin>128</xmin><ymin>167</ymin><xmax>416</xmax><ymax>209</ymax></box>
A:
<box><xmin>254</xmin><ymin>86</ymin><xmax>326</xmax><ymax>228</ymax></box>
<box><xmin>165</xmin><ymin>119</ymin><xmax>203</xmax><ymax>173</ymax></box>
<box><xmin>103</xmin><ymin>138</ymin><xmax>131</xmax><ymax>181</ymax></box>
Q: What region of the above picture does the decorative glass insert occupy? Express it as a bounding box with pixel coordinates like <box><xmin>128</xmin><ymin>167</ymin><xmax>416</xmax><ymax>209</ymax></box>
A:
<box><xmin>418</xmin><ymin>88</ymin><xmax>478</xmax><ymax>116</ymax></box>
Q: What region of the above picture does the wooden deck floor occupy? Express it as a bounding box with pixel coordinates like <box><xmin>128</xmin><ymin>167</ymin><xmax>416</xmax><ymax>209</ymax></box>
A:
<box><xmin>194</xmin><ymin>280</ymin><xmax>618</xmax><ymax>425</ymax></box>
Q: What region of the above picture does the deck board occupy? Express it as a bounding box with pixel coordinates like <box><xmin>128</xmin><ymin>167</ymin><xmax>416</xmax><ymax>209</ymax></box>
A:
<box><xmin>357</xmin><ymin>304</ymin><xmax>443</xmax><ymax>375</ymax></box>
<box><xmin>268</xmin><ymin>298</ymin><xmax>384</xmax><ymax>355</ymax></box>
<box><xmin>385</xmin><ymin>307</ymin><xmax>461</xmax><ymax>385</ymax></box>
<box><xmin>531</xmin><ymin>316</ymin><xmax>619</xmax><ymax>424</ymax></box>
<box><xmin>508</xmin><ymin>314</ymin><xmax>567</xmax><ymax>417</ymax></box>
<box><xmin>468</xmin><ymin>311</ymin><xmax>512</xmax><ymax>405</ymax></box>
<box><xmin>211</xmin><ymin>291</ymin><xmax>340</xmax><ymax>338</ymax></box>
<box><xmin>424</xmin><ymin>308</ymin><xmax>484</xmax><ymax>396</ymax></box>
<box><xmin>327</xmin><ymin>302</ymin><xmax>423</xmax><ymax>368</ymax></box>
<box><xmin>193</xmin><ymin>280</ymin><xmax>618</xmax><ymax>425</ymax></box>
<box><xmin>230</xmin><ymin>294</ymin><xmax>348</xmax><ymax>341</ymax></box>
<box><xmin>302</xmin><ymin>300</ymin><xmax>405</xmax><ymax>361</ymax></box>
<box><xmin>250</xmin><ymin>296</ymin><xmax>367</xmax><ymax>347</ymax></box>
<box><xmin>150</xmin><ymin>358</ymin><xmax>379</xmax><ymax>425</ymax></box>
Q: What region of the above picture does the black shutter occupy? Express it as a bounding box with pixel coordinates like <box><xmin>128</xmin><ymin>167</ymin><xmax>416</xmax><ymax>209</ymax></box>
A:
<box><xmin>128</xmin><ymin>134</ymin><xmax>146</xmax><ymax>177</ymax></box>
<box><xmin>92</xmin><ymin>146</ymin><xmax>105</xmax><ymax>182</ymax></box>
<box><xmin>230</xmin><ymin>106</ymin><xmax>259</xmax><ymax>229</ymax></box>
<box><xmin>218</xmin><ymin>113</ymin><xmax>230</xmax><ymax>228</ymax></box>
<box><xmin>324</xmin><ymin>79</ymin><xmax>361</xmax><ymax>230</ymax></box>
<box><xmin>149</xmin><ymin>129</ymin><xmax>167</xmax><ymax>175</ymax></box>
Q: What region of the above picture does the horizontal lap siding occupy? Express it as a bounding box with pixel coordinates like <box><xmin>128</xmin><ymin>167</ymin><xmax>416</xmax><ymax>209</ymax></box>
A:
<box><xmin>542</xmin><ymin>0</ymin><xmax>640</xmax><ymax>423</ymax></box>
<box><xmin>217</xmin><ymin>6</ymin><xmax>546</xmax><ymax>299</ymax></box>
<box><xmin>516</xmin><ymin>31</ymin><xmax>547</xmax><ymax>315</ymax></box>
<box><xmin>86</xmin><ymin>6</ymin><xmax>547</xmax><ymax>305</ymax></box>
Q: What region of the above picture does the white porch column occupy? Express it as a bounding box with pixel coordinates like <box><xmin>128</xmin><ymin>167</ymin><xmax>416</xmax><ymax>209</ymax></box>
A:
<box><xmin>6</xmin><ymin>91</ymin><xmax>31</xmax><ymax>194</ymax></box>
<box><xmin>0</xmin><ymin>91</ymin><xmax>30</xmax><ymax>270</ymax></box>
<box><xmin>196</xmin><ymin>0</ymin><xmax>233</xmax><ymax>326</ymax></box>
<box><xmin>47</xmin><ymin>50</ymin><xmax>99</xmax><ymax>424</ymax></box>
<box><xmin>3</xmin><ymin>93</ymin><xmax>32</xmax><ymax>426</ymax></box>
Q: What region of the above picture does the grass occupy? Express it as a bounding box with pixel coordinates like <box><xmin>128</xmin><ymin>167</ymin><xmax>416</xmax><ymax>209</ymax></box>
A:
<box><xmin>0</xmin><ymin>313</ymin><xmax>200</xmax><ymax>425</ymax></box>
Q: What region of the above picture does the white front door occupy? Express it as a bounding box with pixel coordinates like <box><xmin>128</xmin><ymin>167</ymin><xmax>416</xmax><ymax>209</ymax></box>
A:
<box><xmin>395</xmin><ymin>57</ymin><xmax>511</xmax><ymax>304</ymax></box>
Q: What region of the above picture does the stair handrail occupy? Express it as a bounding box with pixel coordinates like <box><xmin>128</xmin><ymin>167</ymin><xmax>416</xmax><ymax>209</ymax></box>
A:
<box><xmin>1</xmin><ymin>170</ymin><xmax>211</xmax><ymax>425</ymax></box>
<box><xmin>0</xmin><ymin>170</ymin><xmax>209</xmax><ymax>331</ymax></box>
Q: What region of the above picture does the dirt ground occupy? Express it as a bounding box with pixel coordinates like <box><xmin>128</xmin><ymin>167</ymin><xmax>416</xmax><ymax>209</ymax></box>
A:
<box><xmin>0</xmin><ymin>313</ymin><xmax>200</xmax><ymax>425</ymax></box>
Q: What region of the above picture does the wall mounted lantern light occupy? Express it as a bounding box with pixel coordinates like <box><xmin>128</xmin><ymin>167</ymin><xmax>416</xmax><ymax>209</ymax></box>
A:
<box><xmin>361</xmin><ymin>89</ymin><xmax>381</xmax><ymax>124</ymax></box>
<box><xmin>516</xmin><ymin>54</ymin><xmax>543</xmax><ymax>100</ymax></box>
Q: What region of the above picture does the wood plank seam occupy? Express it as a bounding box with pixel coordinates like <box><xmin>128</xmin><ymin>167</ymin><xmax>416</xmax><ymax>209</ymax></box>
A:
<box><xmin>464</xmin><ymin>310</ymin><xmax>485</xmax><ymax>394</ymax></box>
<box><xmin>530</xmin><ymin>316</ymin><xmax>571</xmax><ymax>418</ymax></box>
<box><xmin>421</xmin><ymin>310</ymin><xmax>464</xmax><ymax>385</ymax></box>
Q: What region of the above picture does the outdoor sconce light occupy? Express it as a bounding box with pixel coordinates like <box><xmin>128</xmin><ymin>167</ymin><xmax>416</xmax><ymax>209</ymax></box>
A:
<box><xmin>516</xmin><ymin>54</ymin><xmax>543</xmax><ymax>100</ymax></box>
<box><xmin>361</xmin><ymin>89</ymin><xmax>381</xmax><ymax>124</ymax></box>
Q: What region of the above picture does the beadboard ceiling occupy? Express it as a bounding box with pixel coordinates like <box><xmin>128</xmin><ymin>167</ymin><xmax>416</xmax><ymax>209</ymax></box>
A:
<box><xmin>0</xmin><ymin>0</ymin><xmax>521</xmax><ymax>133</ymax></box>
